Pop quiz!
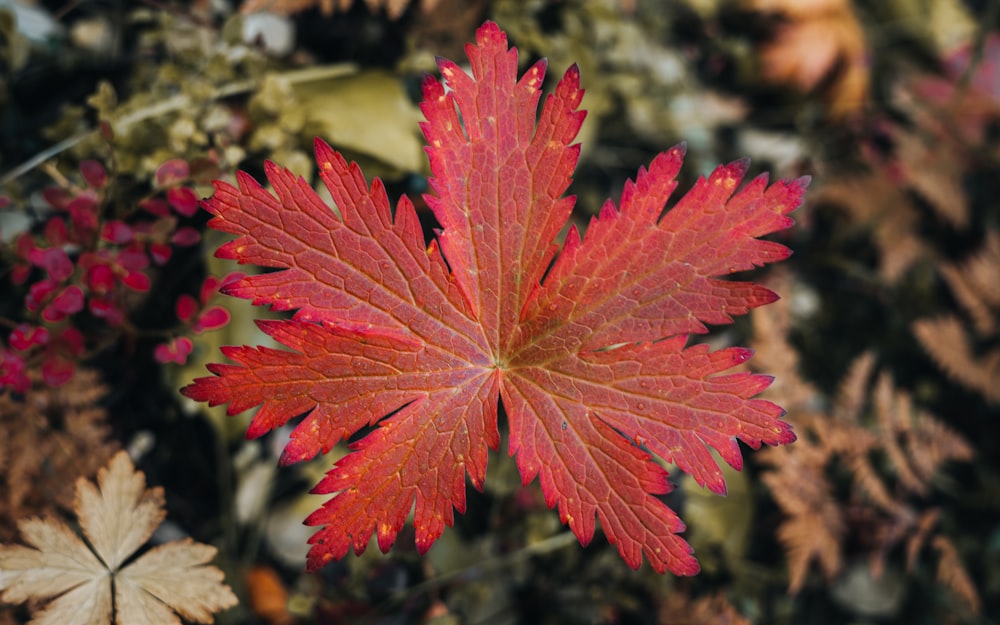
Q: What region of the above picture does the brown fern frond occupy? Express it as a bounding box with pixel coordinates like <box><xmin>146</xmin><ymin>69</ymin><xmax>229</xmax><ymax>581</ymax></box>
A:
<box><xmin>776</xmin><ymin>510</ymin><xmax>844</xmax><ymax>593</ymax></box>
<box><xmin>761</xmin><ymin>435</ymin><xmax>835</xmax><ymax>516</ymax></box>
<box><xmin>843</xmin><ymin>447</ymin><xmax>905</xmax><ymax>516</ymax></box>
<box><xmin>761</xmin><ymin>350</ymin><xmax>976</xmax><ymax>598</ymax></box>
<box><xmin>905</xmin><ymin>508</ymin><xmax>940</xmax><ymax>572</ymax></box>
<box><xmin>935</xmin><ymin>231</ymin><xmax>1000</xmax><ymax>337</ymax></box>
<box><xmin>750</xmin><ymin>271</ymin><xmax>820</xmax><ymax>413</ymax></box>
<box><xmin>658</xmin><ymin>590</ymin><xmax>753</xmax><ymax>625</ymax></box>
<box><xmin>890</xmin><ymin>125</ymin><xmax>969</xmax><ymax>230</ymax></box>
<box><xmin>913</xmin><ymin>316</ymin><xmax>1000</xmax><ymax>403</ymax></box>
<box><xmin>874</xmin><ymin>373</ymin><xmax>928</xmax><ymax>495</ymax></box>
<box><xmin>813</xmin><ymin>178</ymin><xmax>928</xmax><ymax>282</ymax></box>
<box><xmin>940</xmin><ymin>264</ymin><xmax>995</xmax><ymax>337</ymax></box>
<box><xmin>932</xmin><ymin>535</ymin><xmax>981</xmax><ymax>613</ymax></box>
<box><xmin>834</xmin><ymin>351</ymin><xmax>876</xmax><ymax>422</ymax></box>
<box><xmin>761</xmin><ymin>426</ymin><xmax>845</xmax><ymax>592</ymax></box>
<box><xmin>906</xmin><ymin>410</ymin><xmax>974</xmax><ymax>484</ymax></box>
<box><xmin>0</xmin><ymin>369</ymin><xmax>119</xmax><ymax>542</ymax></box>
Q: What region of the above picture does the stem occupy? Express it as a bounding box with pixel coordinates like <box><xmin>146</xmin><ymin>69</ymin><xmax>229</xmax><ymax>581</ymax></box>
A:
<box><xmin>0</xmin><ymin>64</ymin><xmax>358</xmax><ymax>187</ymax></box>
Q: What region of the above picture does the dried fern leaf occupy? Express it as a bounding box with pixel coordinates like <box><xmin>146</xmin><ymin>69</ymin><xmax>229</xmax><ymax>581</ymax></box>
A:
<box><xmin>874</xmin><ymin>373</ymin><xmax>928</xmax><ymax>495</ymax></box>
<box><xmin>913</xmin><ymin>316</ymin><xmax>1000</xmax><ymax>403</ymax></box>
<box><xmin>933</xmin><ymin>535</ymin><xmax>981</xmax><ymax>613</ymax></box>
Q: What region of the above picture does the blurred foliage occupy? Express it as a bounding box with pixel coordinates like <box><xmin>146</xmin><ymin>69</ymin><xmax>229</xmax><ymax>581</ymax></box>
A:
<box><xmin>1</xmin><ymin>0</ymin><xmax>999</xmax><ymax>624</ymax></box>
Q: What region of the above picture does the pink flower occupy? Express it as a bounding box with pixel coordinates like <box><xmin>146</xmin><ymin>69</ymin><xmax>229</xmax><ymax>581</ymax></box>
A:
<box><xmin>9</xmin><ymin>324</ymin><xmax>49</xmax><ymax>350</ymax></box>
<box><xmin>167</xmin><ymin>187</ymin><xmax>200</xmax><ymax>217</ymax></box>
<box><xmin>0</xmin><ymin>350</ymin><xmax>30</xmax><ymax>393</ymax></box>
<box><xmin>154</xmin><ymin>336</ymin><xmax>193</xmax><ymax>365</ymax></box>
<box><xmin>42</xmin><ymin>285</ymin><xmax>85</xmax><ymax>322</ymax></box>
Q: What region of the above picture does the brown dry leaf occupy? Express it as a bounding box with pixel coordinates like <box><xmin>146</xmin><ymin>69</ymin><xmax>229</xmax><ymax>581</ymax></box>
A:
<box><xmin>0</xmin><ymin>451</ymin><xmax>238</xmax><ymax>625</ymax></box>
<box><xmin>245</xmin><ymin>565</ymin><xmax>294</xmax><ymax>625</ymax></box>
<box><xmin>748</xmin><ymin>0</ymin><xmax>869</xmax><ymax>117</ymax></box>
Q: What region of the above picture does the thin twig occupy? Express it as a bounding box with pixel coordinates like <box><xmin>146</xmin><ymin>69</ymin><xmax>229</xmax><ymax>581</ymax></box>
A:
<box><xmin>0</xmin><ymin>64</ymin><xmax>358</xmax><ymax>188</ymax></box>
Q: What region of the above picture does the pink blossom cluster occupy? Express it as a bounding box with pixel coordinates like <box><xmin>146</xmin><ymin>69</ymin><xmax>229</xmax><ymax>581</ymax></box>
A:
<box><xmin>153</xmin><ymin>271</ymin><xmax>243</xmax><ymax>366</ymax></box>
<box><xmin>1</xmin><ymin>158</ymin><xmax>235</xmax><ymax>392</ymax></box>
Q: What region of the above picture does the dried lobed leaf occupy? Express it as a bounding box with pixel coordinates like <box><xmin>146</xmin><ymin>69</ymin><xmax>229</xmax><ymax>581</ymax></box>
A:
<box><xmin>747</xmin><ymin>0</ymin><xmax>869</xmax><ymax>117</ymax></box>
<box><xmin>0</xmin><ymin>451</ymin><xmax>238</xmax><ymax>625</ymax></box>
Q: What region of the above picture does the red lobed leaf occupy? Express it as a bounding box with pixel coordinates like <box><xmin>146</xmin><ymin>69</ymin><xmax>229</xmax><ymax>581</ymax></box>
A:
<box><xmin>182</xmin><ymin>21</ymin><xmax>805</xmax><ymax>576</ymax></box>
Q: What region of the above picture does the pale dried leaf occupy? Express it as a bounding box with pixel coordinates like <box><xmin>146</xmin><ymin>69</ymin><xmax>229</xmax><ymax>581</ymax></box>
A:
<box><xmin>75</xmin><ymin>453</ymin><xmax>165</xmax><ymax>571</ymax></box>
<box><xmin>813</xmin><ymin>178</ymin><xmax>927</xmax><ymax>282</ymax></box>
<box><xmin>760</xmin><ymin>433</ymin><xmax>844</xmax><ymax>592</ymax></box>
<box><xmin>0</xmin><ymin>452</ymin><xmax>236</xmax><ymax>624</ymax></box>
<box><xmin>28</xmin><ymin>581</ymin><xmax>111</xmax><ymax>625</ymax></box>
<box><xmin>0</xmin><ymin>519</ymin><xmax>105</xmax><ymax>604</ymax></box>
<box><xmin>116</xmin><ymin>540</ymin><xmax>236</xmax><ymax>625</ymax></box>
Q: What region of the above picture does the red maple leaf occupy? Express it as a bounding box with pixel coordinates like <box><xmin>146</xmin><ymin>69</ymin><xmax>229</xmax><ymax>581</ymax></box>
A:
<box><xmin>182</xmin><ymin>21</ymin><xmax>805</xmax><ymax>575</ymax></box>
